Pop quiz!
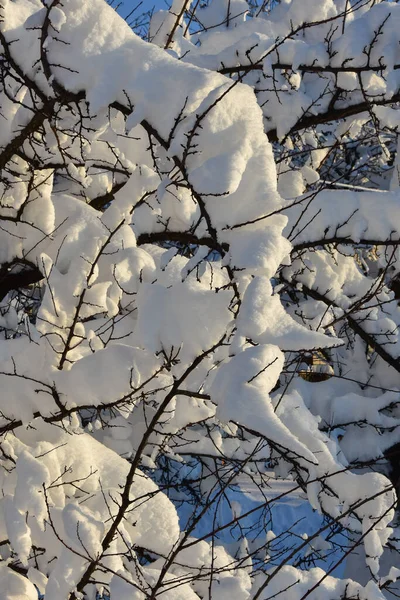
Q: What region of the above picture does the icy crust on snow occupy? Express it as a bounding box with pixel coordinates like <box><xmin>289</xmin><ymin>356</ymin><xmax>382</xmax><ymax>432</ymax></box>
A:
<box><xmin>0</xmin><ymin>423</ymin><xmax>180</xmax><ymax>598</ymax></box>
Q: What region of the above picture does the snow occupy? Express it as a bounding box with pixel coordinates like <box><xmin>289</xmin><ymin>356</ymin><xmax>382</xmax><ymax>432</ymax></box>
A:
<box><xmin>49</xmin><ymin>6</ymin><xmax>67</xmax><ymax>32</ymax></box>
<box><xmin>62</xmin><ymin>503</ymin><xmax>104</xmax><ymax>558</ymax></box>
<box><xmin>195</xmin><ymin>0</ymin><xmax>248</xmax><ymax>31</ymax></box>
<box><xmin>3</xmin><ymin>496</ymin><xmax>33</xmax><ymax>567</ymax></box>
<box><xmin>27</xmin><ymin>568</ymin><xmax>48</xmax><ymax>596</ymax></box>
<box><xmin>169</xmin><ymin>539</ymin><xmax>252</xmax><ymax>599</ymax></box>
<box><xmin>134</xmin><ymin>280</ymin><xmax>232</xmax><ymax>360</ymax></box>
<box><xmin>237</xmin><ymin>276</ymin><xmax>342</xmax><ymax>350</ymax></box>
<box><xmin>252</xmin><ymin>566</ymin><xmax>387</xmax><ymax>600</ymax></box>
<box><xmin>209</xmin><ymin>344</ymin><xmax>321</xmax><ymax>464</ymax></box>
<box><xmin>0</xmin><ymin>0</ymin><xmax>400</xmax><ymax>596</ymax></box>
<box><xmin>0</xmin><ymin>565</ymin><xmax>38</xmax><ymax>600</ymax></box>
<box><xmin>55</xmin><ymin>344</ymin><xmax>163</xmax><ymax>408</ymax></box>
<box><xmin>226</xmin><ymin>218</ymin><xmax>291</xmax><ymax>278</ymax></box>
<box><xmin>0</xmin><ymin>423</ymin><xmax>181</xmax><ymax>596</ymax></box>
<box><xmin>284</xmin><ymin>189</ymin><xmax>400</xmax><ymax>247</ymax></box>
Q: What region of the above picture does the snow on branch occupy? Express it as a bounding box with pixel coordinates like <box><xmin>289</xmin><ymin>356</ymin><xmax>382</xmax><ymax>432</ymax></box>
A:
<box><xmin>0</xmin><ymin>0</ymin><xmax>399</xmax><ymax>598</ymax></box>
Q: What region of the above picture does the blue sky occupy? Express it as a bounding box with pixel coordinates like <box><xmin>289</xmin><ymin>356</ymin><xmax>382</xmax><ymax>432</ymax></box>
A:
<box><xmin>116</xmin><ymin>0</ymin><xmax>167</xmax><ymax>19</ymax></box>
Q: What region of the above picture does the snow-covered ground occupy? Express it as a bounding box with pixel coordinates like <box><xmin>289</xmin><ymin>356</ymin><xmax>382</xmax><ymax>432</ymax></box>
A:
<box><xmin>176</xmin><ymin>470</ymin><xmax>345</xmax><ymax>575</ymax></box>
